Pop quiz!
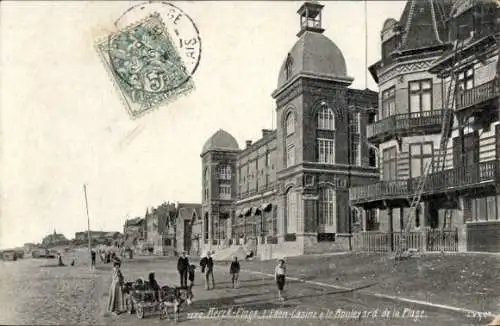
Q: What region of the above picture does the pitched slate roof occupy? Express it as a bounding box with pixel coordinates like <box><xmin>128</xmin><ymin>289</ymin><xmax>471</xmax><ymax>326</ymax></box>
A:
<box><xmin>397</xmin><ymin>0</ymin><xmax>454</xmax><ymax>53</ymax></box>
<box><xmin>125</xmin><ymin>217</ymin><xmax>143</xmax><ymax>226</ymax></box>
<box><xmin>177</xmin><ymin>203</ymin><xmax>202</xmax><ymax>220</ymax></box>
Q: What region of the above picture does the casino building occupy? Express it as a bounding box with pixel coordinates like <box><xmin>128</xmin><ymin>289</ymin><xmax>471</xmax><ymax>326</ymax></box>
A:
<box><xmin>199</xmin><ymin>1</ymin><xmax>378</xmax><ymax>258</ymax></box>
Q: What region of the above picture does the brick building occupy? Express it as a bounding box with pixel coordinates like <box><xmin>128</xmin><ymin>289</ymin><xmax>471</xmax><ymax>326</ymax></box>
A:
<box><xmin>145</xmin><ymin>202</ymin><xmax>202</xmax><ymax>256</ymax></box>
<box><xmin>350</xmin><ymin>0</ymin><xmax>500</xmax><ymax>252</ymax></box>
<box><xmin>200</xmin><ymin>2</ymin><xmax>378</xmax><ymax>258</ymax></box>
<box><xmin>123</xmin><ymin>217</ymin><xmax>146</xmax><ymax>242</ymax></box>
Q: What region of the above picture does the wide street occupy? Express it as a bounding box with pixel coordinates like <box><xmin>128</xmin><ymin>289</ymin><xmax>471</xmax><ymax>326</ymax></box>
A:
<box><xmin>0</xmin><ymin>249</ymin><xmax>495</xmax><ymax>326</ymax></box>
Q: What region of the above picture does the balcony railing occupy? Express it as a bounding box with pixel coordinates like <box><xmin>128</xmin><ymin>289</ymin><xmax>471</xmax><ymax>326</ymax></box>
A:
<box><xmin>367</xmin><ymin>110</ymin><xmax>447</xmax><ymax>141</ymax></box>
<box><xmin>350</xmin><ymin>160</ymin><xmax>498</xmax><ymax>203</ymax></box>
<box><xmin>456</xmin><ymin>78</ymin><xmax>499</xmax><ymax>111</ymax></box>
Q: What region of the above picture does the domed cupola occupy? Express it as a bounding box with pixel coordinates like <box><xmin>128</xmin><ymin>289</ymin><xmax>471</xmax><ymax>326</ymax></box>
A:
<box><xmin>201</xmin><ymin>129</ymin><xmax>240</xmax><ymax>156</ymax></box>
<box><xmin>275</xmin><ymin>1</ymin><xmax>353</xmax><ymax>93</ymax></box>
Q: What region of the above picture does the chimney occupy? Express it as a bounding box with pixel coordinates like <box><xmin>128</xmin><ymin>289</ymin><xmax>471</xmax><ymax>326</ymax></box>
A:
<box><xmin>245</xmin><ymin>140</ymin><xmax>252</xmax><ymax>148</ymax></box>
<box><xmin>262</xmin><ymin>129</ymin><xmax>272</xmax><ymax>137</ymax></box>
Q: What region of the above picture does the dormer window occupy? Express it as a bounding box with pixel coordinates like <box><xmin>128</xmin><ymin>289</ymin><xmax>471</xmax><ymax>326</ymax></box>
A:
<box><xmin>285</xmin><ymin>53</ymin><xmax>293</xmax><ymax>80</ymax></box>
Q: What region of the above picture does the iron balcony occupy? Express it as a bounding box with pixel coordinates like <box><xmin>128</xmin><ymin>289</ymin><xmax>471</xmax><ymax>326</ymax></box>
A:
<box><xmin>350</xmin><ymin>160</ymin><xmax>499</xmax><ymax>207</ymax></box>
<box><xmin>367</xmin><ymin>109</ymin><xmax>450</xmax><ymax>144</ymax></box>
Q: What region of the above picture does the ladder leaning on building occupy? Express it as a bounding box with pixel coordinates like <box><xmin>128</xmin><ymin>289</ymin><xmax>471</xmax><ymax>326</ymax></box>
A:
<box><xmin>395</xmin><ymin>31</ymin><xmax>468</xmax><ymax>260</ymax></box>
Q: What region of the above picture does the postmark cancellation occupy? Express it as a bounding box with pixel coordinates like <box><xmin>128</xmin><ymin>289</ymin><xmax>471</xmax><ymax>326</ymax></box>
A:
<box><xmin>95</xmin><ymin>3</ymin><xmax>201</xmax><ymax>118</ymax></box>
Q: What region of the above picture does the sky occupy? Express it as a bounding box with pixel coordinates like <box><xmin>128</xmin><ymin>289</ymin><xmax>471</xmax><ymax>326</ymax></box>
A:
<box><xmin>0</xmin><ymin>1</ymin><xmax>406</xmax><ymax>249</ymax></box>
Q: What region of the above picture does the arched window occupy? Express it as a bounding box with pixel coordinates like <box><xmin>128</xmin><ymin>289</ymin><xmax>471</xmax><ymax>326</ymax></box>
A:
<box><xmin>319</xmin><ymin>187</ymin><xmax>336</xmax><ymax>232</ymax></box>
<box><xmin>463</xmin><ymin>115</ymin><xmax>475</xmax><ymax>134</ymax></box>
<box><xmin>317</xmin><ymin>105</ymin><xmax>335</xmax><ymax>130</ymax></box>
<box><xmin>286</xmin><ymin>189</ymin><xmax>297</xmax><ymax>234</ymax></box>
<box><xmin>217</xmin><ymin>164</ymin><xmax>231</xmax><ymax>180</ymax></box>
<box><xmin>204</xmin><ymin>212</ymin><xmax>209</xmax><ymax>241</ymax></box>
<box><xmin>285</xmin><ymin>111</ymin><xmax>295</xmax><ymax>168</ymax></box>
<box><xmin>317</xmin><ymin>104</ymin><xmax>336</xmax><ymax>164</ymax></box>
<box><xmin>203</xmin><ymin>168</ymin><xmax>209</xmax><ymax>201</ymax></box>
<box><xmin>286</xmin><ymin>112</ymin><xmax>295</xmax><ymax>136</ymax></box>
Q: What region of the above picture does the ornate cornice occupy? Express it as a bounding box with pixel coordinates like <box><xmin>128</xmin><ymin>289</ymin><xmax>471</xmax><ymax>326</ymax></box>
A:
<box><xmin>378</xmin><ymin>59</ymin><xmax>436</xmax><ymax>84</ymax></box>
<box><xmin>274</xmin><ymin>77</ymin><xmax>350</xmax><ymax>108</ymax></box>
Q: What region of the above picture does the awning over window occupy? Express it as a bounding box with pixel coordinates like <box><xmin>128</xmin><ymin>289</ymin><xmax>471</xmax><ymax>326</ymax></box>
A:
<box><xmin>242</xmin><ymin>208</ymin><xmax>251</xmax><ymax>217</ymax></box>
<box><xmin>251</xmin><ymin>207</ymin><xmax>262</xmax><ymax>215</ymax></box>
<box><xmin>261</xmin><ymin>203</ymin><xmax>272</xmax><ymax>212</ymax></box>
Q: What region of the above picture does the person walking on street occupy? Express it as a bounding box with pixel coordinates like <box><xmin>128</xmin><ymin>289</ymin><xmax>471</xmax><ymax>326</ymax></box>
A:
<box><xmin>229</xmin><ymin>256</ymin><xmax>240</xmax><ymax>288</ymax></box>
<box><xmin>188</xmin><ymin>264</ymin><xmax>196</xmax><ymax>287</ymax></box>
<box><xmin>177</xmin><ymin>251</ymin><xmax>190</xmax><ymax>288</ymax></box>
<box><xmin>200</xmin><ymin>252</ymin><xmax>215</xmax><ymax>290</ymax></box>
<box><xmin>91</xmin><ymin>250</ymin><xmax>96</xmax><ymax>270</ymax></box>
<box><xmin>275</xmin><ymin>259</ymin><xmax>286</xmax><ymax>301</ymax></box>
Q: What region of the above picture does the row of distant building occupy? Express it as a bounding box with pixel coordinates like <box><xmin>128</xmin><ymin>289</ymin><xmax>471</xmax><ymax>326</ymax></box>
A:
<box><xmin>21</xmin><ymin>230</ymin><xmax>122</xmax><ymax>253</ymax></box>
<box><xmin>120</xmin><ymin>201</ymin><xmax>202</xmax><ymax>256</ymax></box>
<box><xmin>21</xmin><ymin>201</ymin><xmax>203</xmax><ymax>257</ymax></box>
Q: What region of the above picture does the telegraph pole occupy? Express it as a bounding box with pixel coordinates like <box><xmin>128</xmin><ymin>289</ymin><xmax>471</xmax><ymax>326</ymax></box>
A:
<box><xmin>364</xmin><ymin>0</ymin><xmax>368</xmax><ymax>90</ymax></box>
<box><xmin>347</xmin><ymin>107</ymin><xmax>353</xmax><ymax>251</ymax></box>
<box><xmin>83</xmin><ymin>184</ymin><xmax>92</xmax><ymax>270</ymax></box>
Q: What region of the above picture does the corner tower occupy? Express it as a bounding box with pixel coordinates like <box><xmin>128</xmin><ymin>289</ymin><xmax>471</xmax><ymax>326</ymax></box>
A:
<box><xmin>200</xmin><ymin>129</ymin><xmax>240</xmax><ymax>253</ymax></box>
<box><xmin>271</xmin><ymin>2</ymin><xmax>377</xmax><ymax>256</ymax></box>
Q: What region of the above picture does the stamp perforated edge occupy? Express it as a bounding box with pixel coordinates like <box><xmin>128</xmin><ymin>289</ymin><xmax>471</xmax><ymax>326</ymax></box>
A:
<box><xmin>94</xmin><ymin>9</ymin><xmax>199</xmax><ymax>119</ymax></box>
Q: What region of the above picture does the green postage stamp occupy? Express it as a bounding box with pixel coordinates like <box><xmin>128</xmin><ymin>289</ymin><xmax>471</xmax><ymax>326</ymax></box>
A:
<box><xmin>96</xmin><ymin>3</ymin><xmax>201</xmax><ymax>118</ymax></box>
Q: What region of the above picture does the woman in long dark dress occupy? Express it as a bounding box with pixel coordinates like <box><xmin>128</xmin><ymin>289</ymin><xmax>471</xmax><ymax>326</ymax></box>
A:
<box><xmin>107</xmin><ymin>261</ymin><xmax>125</xmax><ymax>315</ymax></box>
<box><xmin>148</xmin><ymin>272</ymin><xmax>160</xmax><ymax>302</ymax></box>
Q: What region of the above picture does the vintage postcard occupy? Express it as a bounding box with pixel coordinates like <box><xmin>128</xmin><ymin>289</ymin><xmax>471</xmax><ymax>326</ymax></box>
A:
<box><xmin>1</xmin><ymin>1</ymin><xmax>499</xmax><ymax>325</ymax></box>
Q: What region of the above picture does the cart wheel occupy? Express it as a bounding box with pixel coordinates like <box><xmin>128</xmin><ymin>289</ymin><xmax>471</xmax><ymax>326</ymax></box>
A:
<box><xmin>136</xmin><ymin>305</ymin><xmax>144</xmax><ymax>319</ymax></box>
<box><xmin>127</xmin><ymin>299</ymin><xmax>134</xmax><ymax>314</ymax></box>
<box><xmin>160</xmin><ymin>305</ymin><xmax>168</xmax><ymax>320</ymax></box>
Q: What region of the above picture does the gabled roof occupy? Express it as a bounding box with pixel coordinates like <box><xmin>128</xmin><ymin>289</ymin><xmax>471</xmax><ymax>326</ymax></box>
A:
<box><xmin>177</xmin><ymin>203</ymin><xmax>202</xmax><ymax>220</ymax></box>
<box><xmin>125</xmin><ymin>217</ymin><xmax>143</xmax><ymax>226</ymax></box>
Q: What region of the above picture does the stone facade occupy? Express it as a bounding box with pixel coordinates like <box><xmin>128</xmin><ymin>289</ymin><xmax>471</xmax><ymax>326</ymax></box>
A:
<box><xmin>200</xmin><ymin>2</ymin><xmax>379</xmax><ymax>258</ymax></box>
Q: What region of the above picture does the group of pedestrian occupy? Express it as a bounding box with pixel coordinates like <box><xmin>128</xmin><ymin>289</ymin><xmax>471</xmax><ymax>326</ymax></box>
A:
<box><xmin>177</xmin><ymin>251</ymin><xmax>195</xmax><ymax>288</ymax></box>
<box><xmin>197</xmin><ymin>251</ymin><xmax>286</xmax><ymax>300</ymax></box>
<box><xmin>106</xmin><ymin>249</ymin><xmax>288</xmax><ymax>317</ymax></box>
<box><xmin>90</xmin><ymin>248</ymin><xmax>114</xmax><ymax>269</ymax></box>
<box><xmin>226</xmin><ymin>256</ymin><xmax>285</xmax><ymax>299</ymax></box>
<box><xmin>177</xmin><ymin>250</ymin><xmax>215</xmax><ymax>290</ymax></box>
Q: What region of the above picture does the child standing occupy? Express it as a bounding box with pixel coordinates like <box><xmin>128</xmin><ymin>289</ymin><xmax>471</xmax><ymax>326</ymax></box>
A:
<box><xmin>274</xmin><ymin>259</ymin><xmax>286</xmax><ymax>301</ymax></box>
<box><xmin>229</xmin><ymin>257</ymin><xmax>240</xmax><ymax>288</ymax></box>
<box><xmin>188</xmin><ymin>264</ymin><xmax>196</xmax><ymax>287</ymax></box>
